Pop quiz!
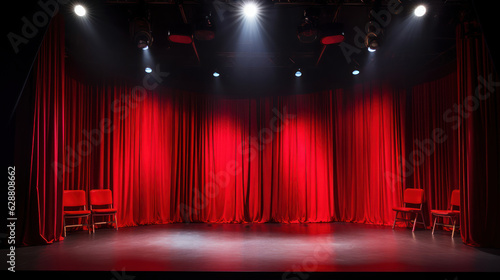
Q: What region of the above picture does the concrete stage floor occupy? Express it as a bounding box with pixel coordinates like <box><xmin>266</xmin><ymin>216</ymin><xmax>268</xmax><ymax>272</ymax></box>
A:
<box><xmin>6</xmin><ymin>222</ymin><xmax>500</xmax><ymax>279</ymax></box>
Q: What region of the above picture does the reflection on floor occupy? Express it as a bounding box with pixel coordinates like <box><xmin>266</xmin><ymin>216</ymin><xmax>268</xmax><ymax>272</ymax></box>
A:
<box><xmin>11</xmin><ymin>222</ymin><xmax>500</xmax><ymax>274</ymax></box>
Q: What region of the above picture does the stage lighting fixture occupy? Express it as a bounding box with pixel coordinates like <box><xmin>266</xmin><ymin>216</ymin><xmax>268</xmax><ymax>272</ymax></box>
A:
<box><xmin>145</xmin><ymin>67</ymin><xmax>152</xmax><ymax>73</ymax></box>
<box><xmin>74</xmin><ymin>4</ymin><xmax>86</xmax><ymax>17</ymax></box>
<box><xmin>194</xmin><ymin>13</ymin><xmax>215</xmax><ymax>41</ymax></box>
<box><xmin>168</xmin><ymin>24</ymin><xmax>193</xmax><ymax>44</ymax></box>
<box><xmin>297</xmin><ymin>9</ymin><xmax>319</xmax><ymax>43</ymax></box>
<box><xmin>142</xmin><ymin>46</ymin><xmax>149</xmax><ymax>50</ymax></box>
<box><xmin>213</xmin><ymin>71</ymin><xmax>220</xmax><ymax>77</ymax></box>
<box><xmin>352</xmin><ymin>69</ymin><xmax>360</xmax><ymax>75</ymax></box>
<box><xmin>365</xmin><ymin>32</ymin><xmax>379</xmax><ymax>51</ymax></box>
<box><xmin>414</xmin><ymin>5</ymin><xmax>426</xmax><ymax>17</ymax></box>
<box><xmin>243</xmin><ymin>2</ymin><xmax>258</xmax><ymax>18</ymax></box>
<box><xmin>295</xmin><ymin>69</ymin><xmax>302</xmax><ymax>77</ymax></box>
<box><xmin>131</xmin><ymin>17</ymin><xmax>153</xmax><ymax>49</ymax></box>
<box><xmin>319</xmin><ymin>23</ymin><xmax>344</xmax><ymax>45</ymax></box>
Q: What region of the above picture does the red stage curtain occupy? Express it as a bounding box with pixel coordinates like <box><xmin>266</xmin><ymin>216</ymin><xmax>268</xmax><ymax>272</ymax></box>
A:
<box><xmin>410</xmin><ymin>73</ymin><xmax>460</xmax><ymax>228</ymax></box>
<box><xmin>53</xmin><ymin>80</ymin><xmax>405</xmax><ymax>227</ymax></box>
<box><xmin>17</xmin><ymin>14</ymin><xmax>66</xmax><ymax>245</ymax></box>
<box><xmin>456</xmin><ymin>21</ymin><xmax>500</xmax><ymax>248</ymax></box>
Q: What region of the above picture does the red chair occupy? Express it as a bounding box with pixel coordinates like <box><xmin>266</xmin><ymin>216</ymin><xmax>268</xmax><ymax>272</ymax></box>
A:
<box><xmin>63</xmin><ymin>190</ymin><xmax>92</xmax><ymax>237</ymax></box>
<box><xmin>431</xmin><ymin>190</ymin><xmax>460</xmax><ymax>238</ymax></box>
<box><xmin>392</xmin><ymin>188</ymin><xmax>426</xmax><ymax>231</ymax></box>
<box><xmin>89</xmin><ymin>189</ymin><xmax>118</xmax><ymax>232</ymax></box>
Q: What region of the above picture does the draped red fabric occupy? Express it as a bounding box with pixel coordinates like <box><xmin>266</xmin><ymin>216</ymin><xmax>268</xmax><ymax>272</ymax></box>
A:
<box><xmin>17</xmin><ymin>14</ymin><xmax>65</xmax><ymax>245</ymax></box>
<box><xmin>54</xmin><ymin>79</ymin><xmax>405</xmax><ymax>227</ymax></box>
<box><xmin>456</xmin><ymin>21</ymin><xmax>500</xmax><ymax>248</ymax></box>
<box><xmin>410</xmin><ymin>73</ymin><xmax>460</xmax><ymax>227</ymax></box>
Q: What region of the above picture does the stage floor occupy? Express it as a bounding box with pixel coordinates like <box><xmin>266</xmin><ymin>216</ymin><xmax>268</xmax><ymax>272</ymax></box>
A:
<box><xmin>10</xmin><ymin>222</ymin><xmax>500</xmax><ymax>272</ymax></box>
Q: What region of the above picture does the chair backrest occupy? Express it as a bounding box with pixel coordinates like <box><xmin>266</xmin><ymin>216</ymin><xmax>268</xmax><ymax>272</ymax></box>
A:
<box><xmin>90</xmin><ymin>189</ymin><xmax>113</xmax><ymax>206</ymax></box>
<box><xmin>450</xmin><ymin>190</ymin><xmax>460</xmax><ymax>207</ymax></box>
<box><xmin>403</xmin><ymin>188</ymin><xmax>424</xmax><ymax>205</ymax></box>
<box><xmin>63</xmin><ymin>190</ymin><xmax>87</xmax><ymax>208</ymax></box>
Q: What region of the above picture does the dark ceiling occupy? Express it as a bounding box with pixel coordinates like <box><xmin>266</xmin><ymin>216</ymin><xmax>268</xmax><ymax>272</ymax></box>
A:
<box><xmin>63</xmin><ymin>0</ymin><xmax>468</xmax><ymax>96</ymax></box>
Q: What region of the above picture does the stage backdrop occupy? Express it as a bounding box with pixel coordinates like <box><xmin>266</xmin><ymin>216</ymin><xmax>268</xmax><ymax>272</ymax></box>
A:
<box><xmin>16</xmin><ymin>15</ymin><xmax>500</xmax><ymax>248</ymax></box>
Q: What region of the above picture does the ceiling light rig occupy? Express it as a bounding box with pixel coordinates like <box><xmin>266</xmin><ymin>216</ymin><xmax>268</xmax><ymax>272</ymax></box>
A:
<box><xmin>297</xmin><ymin>8</ymin><xmax>320</xmax><ymax>43</ymax></box>
<box><xmin>194</xmin><ymin>11</ymin><xmax>215</xmax><ymax>41</ymax></box>
<box><xmin>130</xmin><ymin>17</ymin><xmax>153</xmax><ymax>49</ymax></box>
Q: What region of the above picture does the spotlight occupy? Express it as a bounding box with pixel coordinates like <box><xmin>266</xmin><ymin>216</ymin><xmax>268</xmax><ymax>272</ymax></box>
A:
<box><xmin>414</xmin><ymin>5</ymin><xmax>426</xmax><ymax>17</ymax></box>
<box><xmin>297</xmin><ymin>9</ymin><xmax>319</xmax><ymax>43</ymax></box>
<box><xmin>213</xmin><ymin>71</ymin><xmax>220</xmax><ymax>77</ymax></box>
<box><xmin>130</xmin><ymin>17</ymin><xmax>153</xmax><ymax>49</ymax></box>
<box><xmin>243</xmin><ymin>2</ymin><xmax>258</xmax><ymax>18</ymax></box>
<box><xmin>352</xmin><ymin>69</ymin><xmax>360</xmax><ymax>75</ymax></box>
<box><xmin>194</xmin><ymin>13</ymin><xmax>215</xmax><ymax>41</ymax></box>
<box><xmin>365</xmin><ymin>32</ymin><xmax>379</xmax><ymax>51</ymax></box>
<box><xmin>295</xmin><ymin>69</ymin><xmax>302</xmax><ymax>77</ymax></box>
<box><xmin>74</xmin><ymin>4</ymin><xmax>86</xmax><ymax>17</ymax></box>
<box><xmin>142</xmin><ymin>46</ymin><xmax>149</xmax><ymax>50</ymax></box>
<box><xmin>145</xmin><ymin>67</ymin><xmax>152</xmax><ymax>73</ymax></box>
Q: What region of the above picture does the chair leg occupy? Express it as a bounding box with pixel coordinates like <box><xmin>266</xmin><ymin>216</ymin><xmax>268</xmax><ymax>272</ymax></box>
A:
<box><xmin>432</xmin><ymin>216</ymin><xmax>437</xmax><ymax>235</ymax></box>
<box><xmin>412</xmin><ymin>213</ymin><xmax>418</xmax><ymax>232</ymax></box>
<box><xmin>114</xmin><ymin>214</ymin><xmax>118</xmax><ymax>230</ymax></box>
<box><xmin>451</xmin><ymin>219</ymin><xmax>456</xmax><ymax>238</ymax></box>
<box><xmin>392</xmin><ymin>212</ymin><xmax>398</xmax><ymax>229</ymax></box>
<box><xmin>63</xmin><ymin>218</ymin><xmax>66</xmax><ymax>237</ymax></box>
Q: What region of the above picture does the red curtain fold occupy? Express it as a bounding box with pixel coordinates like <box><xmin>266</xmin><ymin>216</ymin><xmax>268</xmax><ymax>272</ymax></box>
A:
<box><xmin>456</xmin><ymin>21</ymin><xmax>500</xmax><ymax>248</ymax></box>
<box><xmin>410</xmin><ymin>73</ymin><xmax>460</xmax><ymax>228</ymax></box>
<box><xmin>52</xmin><ymin>80</ymin><xmax>405</xmax><ymax>227</ymax></box>
<box><xmin>18</xmin><ymin>14</ymin><xmax>65</xmax><ymax>246</ymax></box>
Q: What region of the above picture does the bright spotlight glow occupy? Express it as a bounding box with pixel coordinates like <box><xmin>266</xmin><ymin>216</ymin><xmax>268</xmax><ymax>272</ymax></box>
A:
<box><xmin>142</xmin><ymin>46</ymin><xmax>149</xmax><ymax>50</ymax></box>
<box><xmin>213</xmin><ymin>71</ymin><xmax>220</xmax><ymax>77</ymax></box>
<box><xmin>74</xmin><ymin>4</ymin><xmax>86</xmax><ymax>17</ymax></box>
<box><xmin>414</xmin><ymin>5</ymin><xmax>426</xmax><ymax>17</ymax></box>
<box><xmin>368</xmin><ymin>47</ymin><xmax>376</xmax><ymax>52</ymax></box>
<box><xmin>352</xmin><ymin>69</ymin><xmax>360</xmax><ymax>75</ymax></box>
<box><xmin>145</xmin><ymin>67</ymin><xmax>152</xmax><ymax>73</ymax></box>
<box><xmin>295</xmin><ymin>70</ymin><xmax>302</xmax><ymax>77</ymax></box>
<box><xmin>243</xmin><ymin>2</ymin><xmax>258</xmax><ymax>18</ymax></box>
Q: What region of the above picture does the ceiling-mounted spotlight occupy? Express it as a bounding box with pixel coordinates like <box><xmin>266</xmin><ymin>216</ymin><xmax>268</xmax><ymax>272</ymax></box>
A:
<box><xmin>414</xmin><ymin>5</ymin><xmax>427</xmax><ymax>17</ymax></box>
<box><xmin>145</xmin><ymin>67</ymin><xmax>152</xmax><ymax>73</ymax></box>
<box><xmin>365</xmin><ymin>32</ymin><xmax>379</xmax><ymax>52</ymax></box>
<box><xmin>352</xmin><ymin>69</ymin><xmax>360</xmax><ymax>75</ymax></box>
<box><xmin>297</xmin><ymin>8</ymin><xmax>319</xmax><ymax>43</ymax></box>
<box><xmin>213</xmin><ymin>71</ymin><xmax>220</xmax><ymax>77</ymax></box>
<box><xmin>242</xmin><ymin>2</ymin><xmax>259</xmax><ymax>19</ymax></box>
<box><xmin>74</xmin><ymin>4</ymin><xmax>86</xmax><ymax>17</ymax></box>
<box><xmin>168</xmin><ymin>24</ymin><xmax>193</xmax><ymax>44</ymax></box>
<box><xmin>319</xmin><ymin>23</ymin><xmax>344</xmax><ymax>45</ymax></box>
<box><xmin>295</xmin><ymin>69</ymin><xmax>302</xmax><ymax>77</ymax></box>
<box><xmin>194</xmin><ymin>12</ymin><xmax>215</xmax><ymax>41</ymax></box>
<box><xmin>130</xmin><ymin>17</ymin><xmax>153</xmax><ymax>49</ymax></box>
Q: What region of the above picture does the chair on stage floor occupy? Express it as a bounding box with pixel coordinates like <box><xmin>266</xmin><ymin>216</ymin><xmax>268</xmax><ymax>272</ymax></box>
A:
<box><xmin>63</xmin><ymin>190</ymin><xmax>92</xmax><ymax>237</ymax></box>
<box><xmin>392</xmin><ymin>188</ymin><xmax>426</xmax><ymax>231</ymax></box>
<box><xmin>431</xmin><ymin>190</ymin><xmax>460</xmax><ymax>238</ymax></box>
<box><xmin>89</xmin><ymin>189</ymin><xmax>118</xmax><ymax>233</ymax></box>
